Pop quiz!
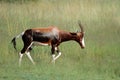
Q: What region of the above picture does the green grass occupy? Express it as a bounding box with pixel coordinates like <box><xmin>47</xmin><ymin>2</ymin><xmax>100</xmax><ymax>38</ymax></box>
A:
<box><xmin>0</xmin><ymin>0</ymin><xmax>120</xmax><ymax>80</ymax></box>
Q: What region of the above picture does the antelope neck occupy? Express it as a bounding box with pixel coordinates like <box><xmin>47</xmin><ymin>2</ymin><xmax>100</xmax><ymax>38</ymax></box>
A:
<box><xmin>60</xmin><ymin>31</ymin><xmax>78</xmax><ymax>42</ymax></box>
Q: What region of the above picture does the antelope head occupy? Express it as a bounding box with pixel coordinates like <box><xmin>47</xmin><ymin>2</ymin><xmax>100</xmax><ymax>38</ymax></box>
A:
<box><xmin>77</xmin><ymin>22</ymin><xmax>85</xmax><ymax>48</ymax></box>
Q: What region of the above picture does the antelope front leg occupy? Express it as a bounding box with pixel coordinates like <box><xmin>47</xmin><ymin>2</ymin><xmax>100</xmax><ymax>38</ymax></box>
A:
<box><xmin>51</xmin><ymin>46</ymin><xmax>62</xmax><ymax>63</ymax></box>
<box><xmin>51</xmin><ymin>45</ymin><xmax>56</xmax><ymax>63</ymax></box>
<box><xmin>54</xmin><ymin>52</ymin><xmax>62</xmax><ymax>61</ymax></box>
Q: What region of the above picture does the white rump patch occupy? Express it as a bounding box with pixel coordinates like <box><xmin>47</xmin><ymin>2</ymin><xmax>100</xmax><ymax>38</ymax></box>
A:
<box><xmin>16</xmin><ymin>31</ymin><xmax>25</xmax><ymax>38</ymax></box>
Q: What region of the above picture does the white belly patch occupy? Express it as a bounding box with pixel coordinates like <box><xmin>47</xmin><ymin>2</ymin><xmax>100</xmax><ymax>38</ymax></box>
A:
<box><xmin>33</xmin><ymin>42</ymin><xmax>49</xmax><ymax>46</ymax></box>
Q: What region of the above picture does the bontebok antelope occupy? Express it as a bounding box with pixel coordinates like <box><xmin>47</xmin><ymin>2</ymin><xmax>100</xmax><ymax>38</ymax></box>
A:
<box><xmin>11</xmin><ymin>22</ymin><xmax>85</xmax><ymax>66</ymax></box>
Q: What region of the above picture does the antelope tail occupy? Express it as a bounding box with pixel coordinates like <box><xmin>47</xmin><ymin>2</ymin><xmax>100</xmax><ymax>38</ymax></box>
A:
<box><xmin>11</xmin><ymin>32</ymin><xmax>25</xmax><ymax>51</ymax></box>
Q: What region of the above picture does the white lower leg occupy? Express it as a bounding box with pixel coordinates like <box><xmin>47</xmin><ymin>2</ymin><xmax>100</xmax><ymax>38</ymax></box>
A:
<box><xmin>54</xmin><ymin>52</ymin><xmax>61</xmax><ymax>60</ymax></box>
<box><xmin>52</xmin><ymin>54</ymin><xmax>55</xmax><ymax>63</ymax></box>
<box><xmin>26</xmin><ymin>52</ymin><xmax>35</xmax><ymax>65</ymax></box>
<box><xmin>19</xmin><ymin>52</ymin><xmax>23</xmax><ymax>66</ymax></box>
<box><xmin>52</xmin><ymin>52</ymin><xmax>61</xmax><ymax>63</ymax></box>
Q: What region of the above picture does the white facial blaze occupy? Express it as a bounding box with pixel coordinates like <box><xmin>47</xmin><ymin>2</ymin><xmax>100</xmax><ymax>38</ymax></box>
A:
<box><xmin>82</xmin><ymin>37</ymin><xmax>85</xmax><ymax>47</ymax></box>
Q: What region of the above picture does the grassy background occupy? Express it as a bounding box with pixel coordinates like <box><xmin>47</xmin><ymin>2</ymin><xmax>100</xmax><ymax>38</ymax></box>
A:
<box><xmin>0</xmin><ymin>0</ymin><xmax>120</xmax><ymax>80</ymax></box>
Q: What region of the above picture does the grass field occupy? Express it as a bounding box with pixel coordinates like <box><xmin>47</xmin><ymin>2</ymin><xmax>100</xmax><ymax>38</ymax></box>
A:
<box><xmin>0</xmin><ymin>0</ymin><xmax>120</xmax><ymax>80</ymax></box>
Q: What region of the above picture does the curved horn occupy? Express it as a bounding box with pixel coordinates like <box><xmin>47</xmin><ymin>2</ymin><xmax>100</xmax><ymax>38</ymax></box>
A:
<box><xmin>78</xmin><ymin>21</ymin><xmax>84</xmax><ymax>32</ymax></box>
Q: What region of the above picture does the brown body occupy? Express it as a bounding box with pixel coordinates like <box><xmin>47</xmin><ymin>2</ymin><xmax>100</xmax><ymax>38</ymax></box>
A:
<box><xmin>11</xmin><ymin>23</ymin><xmax>85</xmax><ymax>66</ymax></box>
